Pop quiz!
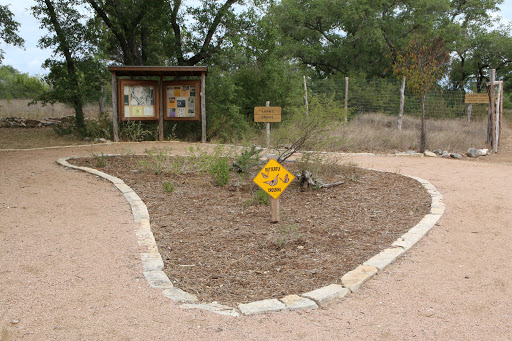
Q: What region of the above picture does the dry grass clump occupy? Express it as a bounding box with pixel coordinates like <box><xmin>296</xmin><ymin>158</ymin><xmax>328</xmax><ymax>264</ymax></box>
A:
<box><xmin>329</xmin><ymin>112</ymin><xmax>497</xmax><ymax>153</ymax></box>
<box><xmin>0</xmin><ymin>99</ymin><xmax>110</xmax><ymax>119</ymax></box>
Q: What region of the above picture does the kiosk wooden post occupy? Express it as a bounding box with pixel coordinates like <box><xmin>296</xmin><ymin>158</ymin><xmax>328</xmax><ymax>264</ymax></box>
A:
<box><xmin>159</xmin><ymin>75</ymin><xmax>164</xmax><ymax>141</ymax></box>
<box><xmin>111</xmin><ymin>72</ymin><xmax>119</xmax><ymax>142</ymax></box>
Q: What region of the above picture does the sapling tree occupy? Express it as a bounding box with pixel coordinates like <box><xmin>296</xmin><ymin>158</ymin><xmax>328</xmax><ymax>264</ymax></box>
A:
<box><xmin>393</xmin><ymin>35</ymin><xmax>449</xmax><ymax>152</ymax></box>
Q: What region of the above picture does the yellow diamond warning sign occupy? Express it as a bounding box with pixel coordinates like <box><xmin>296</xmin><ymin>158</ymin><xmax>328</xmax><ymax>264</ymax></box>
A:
<box><xmin>253</xmin><ymin>159</ymin><xmax>295</xmax><ymax>199</ymax></box>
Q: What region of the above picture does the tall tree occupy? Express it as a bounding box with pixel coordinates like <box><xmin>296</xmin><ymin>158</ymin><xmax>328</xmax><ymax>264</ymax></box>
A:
<box><xmin>393</xmin><ymin>36</ymin><xmax>449</xmax><ymax>152</ymax></box>
<box><xmin>271</xmin><ymin>0</ymin><xmax>450</xmax><ymax>77</ymax></box>
<box><xmin>32</xmin><ymin>0</ymin><xmax>94</xmax><ymax>135</ymax></box>
<box><xmin>0</xmin><ymin>4</ymin><xmax>24</xmax><ymax>63</ymax></box>
<box><xmin>85</xmin><ymin>0</ymin><xmax>259</xmax><ymax>66</ymax></box>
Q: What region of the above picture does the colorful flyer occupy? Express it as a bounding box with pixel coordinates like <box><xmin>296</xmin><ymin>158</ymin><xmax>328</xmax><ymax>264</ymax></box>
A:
<box><xmin>177</xmin><ymin>97</ymin><xmax>186</xmax><ymax>108</ymax></box>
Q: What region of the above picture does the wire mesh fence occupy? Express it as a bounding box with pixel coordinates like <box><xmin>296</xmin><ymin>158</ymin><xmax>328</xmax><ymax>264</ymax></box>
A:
<box><xmin>310</xmin><ymin>78</ymin><xmax>489</xmax><ymax>120</ymax></box>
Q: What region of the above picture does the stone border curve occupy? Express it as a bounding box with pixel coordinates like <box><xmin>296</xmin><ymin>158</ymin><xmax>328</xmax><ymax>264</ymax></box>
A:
<box><xmin>56</xmin><ymin>155</ymin><xmax>444</xmax><ymax>317</ymax></box>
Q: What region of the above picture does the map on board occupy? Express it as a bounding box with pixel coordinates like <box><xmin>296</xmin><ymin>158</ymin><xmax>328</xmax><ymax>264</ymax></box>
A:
<box><xmin>123</xmin><ymin>84</ymin><xmax>156</xmax><ymax>118</ymax></box>
<box><xmin>130</xmin><ymin>86</ymin><xmax>155</xmax><ymax>106</ymax></box>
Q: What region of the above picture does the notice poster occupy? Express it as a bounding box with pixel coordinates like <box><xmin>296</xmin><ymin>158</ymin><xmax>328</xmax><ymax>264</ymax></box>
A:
<box><xmin>166</xmin><ymin>85</ymin><xmax>198</xmax><ymax>118</ymax></box>
<box><xmin>123</xmin><ymin>83</ymin><xmax>156</xmax><ymax>118</ymax></box>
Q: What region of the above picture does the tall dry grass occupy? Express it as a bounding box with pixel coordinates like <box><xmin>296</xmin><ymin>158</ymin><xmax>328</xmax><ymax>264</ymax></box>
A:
<box><xmin>0</xmin><ymin>99</ymin><xmax>112</xmax><ymax>120</ymax></box>
<box><xmin>328</xmin><ymin>113</ymin><xmax>502</xmax><ymax>153</ymax></box>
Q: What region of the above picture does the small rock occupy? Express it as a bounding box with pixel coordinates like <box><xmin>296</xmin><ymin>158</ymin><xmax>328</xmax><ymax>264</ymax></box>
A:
<box><xmin>98</xmin><ymin>138</ymin><xmax>107</xmax><ymax>143</ymax></box>
<box><xmin>441</xmin><ymin>152</ymin><xmax>450</xmax><ymax>158</ymax></box>
<box><xmin>433</xmin><ymin>149</ymin><xmax>443</xmax><ymax>155</ymax></box>
<box><xmin>450</xmin><ymin>153</ymin><xmax>462</xmax><ymax>159</ymax></box>
<box><xmin>424</xmin><ymin>151</ymin><xmax>437</xmax><ymax>157</ymax></box>
<box><xmin>12</xmin><ymin>319</ymin><xmax>19</xmax><ymax>324</ymax></box>
<box><xmin>83</xmin><ymin>137</ymin><xmax>91</xmax><ymax>142</ymax></box>
<box><xmin>478</xmin><ymin>148</ymin><xmax>488</xmax><ymax>156</ymax></box>
<box><xmin>466</xmin><ymin>148</ymin><xmax>479</xmax><ymax>158</ymax></box>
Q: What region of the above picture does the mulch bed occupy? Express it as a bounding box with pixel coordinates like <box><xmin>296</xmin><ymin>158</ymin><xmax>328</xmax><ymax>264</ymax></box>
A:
<box><xmin>71</xmin><ymin>155</ymin><xmax>431</xmax><ymax>307</ymax></box>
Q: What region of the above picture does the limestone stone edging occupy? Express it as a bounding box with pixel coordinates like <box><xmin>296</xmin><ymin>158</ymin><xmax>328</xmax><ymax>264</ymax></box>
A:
<box><xmin>56</xmin><ymin>156</ymin><xmax>444</xmax><ymax>317</ymax></box>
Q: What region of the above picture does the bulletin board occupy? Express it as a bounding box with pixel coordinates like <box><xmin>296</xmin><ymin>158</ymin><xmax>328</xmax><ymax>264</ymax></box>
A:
<box><xmin>164</xmin><ymin>80</ymin><xmax>201</xmax><ymax>121</ymax></box>
<box><xmin>118</xmin><ymin>80</ymin><xmax>159</xmax><ymax>121</ymax></box>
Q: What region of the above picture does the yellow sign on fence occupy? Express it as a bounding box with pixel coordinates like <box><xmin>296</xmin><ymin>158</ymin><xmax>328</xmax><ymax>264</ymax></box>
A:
<box><xmin>253</xmin><ymin>159</ymin><xmax>294</xmax><ymax>199</ymax></box>
<box><xmin>465</xmin><ymin>93</ymin><xmax>497</xmax><ymax>104</ymax></box>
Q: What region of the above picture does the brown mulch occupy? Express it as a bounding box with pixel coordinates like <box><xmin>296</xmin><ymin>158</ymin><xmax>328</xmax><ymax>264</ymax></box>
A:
<box><xmin>70</xmin><ymin>155</ymin><xmax>431</xmax><ymax>307</ymax></box>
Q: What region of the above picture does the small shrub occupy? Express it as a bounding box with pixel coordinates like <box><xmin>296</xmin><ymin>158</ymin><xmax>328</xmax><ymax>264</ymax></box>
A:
<box><xmin>268</xmin><ymin>224</ymin><xmax>302</xmax><ymax>249</ymax></box>
<box><xmin>188</xmin><ymin>144</ymin><xmax>230</xmax><ymax>186</ymax></box>
<box><xmin>254</xmin><ymin>188</ymin><xmax>269</xmax><ymax>206</ymax></box>
<box><xmin>119</xmin><ymin>121</ymin><xmax>156</xmax><ymax>141</ymax></box>
<box><xmin>138</xmin><ymin>148</ymin><xmax>172</xmax><ymax>175</ymax></box>
<box><xmin>92</xmin><ymin>152</ymin><xmax>107</xmax><ymax>168</ymax></box>
<box><xmin>162</xmin><ymin>181</ymin><xmax>174</xmax><ymax>193</ymax></box>
<box><xmin>209</xmin><ymin>156</ymin><xmax>229</xmax><ymax>186</ymax></box>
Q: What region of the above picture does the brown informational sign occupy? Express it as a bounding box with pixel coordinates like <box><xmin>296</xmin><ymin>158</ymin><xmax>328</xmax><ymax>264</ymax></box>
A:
<box><xmin>119</xmin><ymin>80</ymin><xmax>159</xmax><ymax>121</ymax></box>
<box><xmin>465</xmin><ymin>93</ymin><xmax>497</xmax><ymax>104</ymax></box>
<box><xmin>254</xmin><ymin>106</ymin><xmax>282</xmax><ymax>122</ymax></box>
<box><xmin>164</xmin><ymin>80</ymin><xmax>201</xmax><ymax>121</ymax></box>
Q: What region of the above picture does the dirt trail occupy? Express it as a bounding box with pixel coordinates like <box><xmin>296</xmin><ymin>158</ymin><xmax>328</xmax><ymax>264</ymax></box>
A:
<box><xmin>0</xmin><ymin>141</ymin><xmax>511</xmax><ymax>340</ymax></box>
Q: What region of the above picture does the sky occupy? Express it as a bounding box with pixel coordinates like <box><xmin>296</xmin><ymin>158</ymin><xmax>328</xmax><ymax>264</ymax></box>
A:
<box><xmin>1</xmin><ymin>0</ymin><xmax>512</xmax><ymax>77</ymax></box>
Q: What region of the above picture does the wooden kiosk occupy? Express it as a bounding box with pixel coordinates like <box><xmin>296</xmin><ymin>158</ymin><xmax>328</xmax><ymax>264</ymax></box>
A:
<box><xmin>108</xmin><ymin>66</ymin><xmax>208</xmax><ymax>142</ymax></box>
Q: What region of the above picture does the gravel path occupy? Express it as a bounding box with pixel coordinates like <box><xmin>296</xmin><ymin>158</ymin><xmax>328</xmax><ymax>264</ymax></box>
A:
<box><xmin>1</xmin><ymin>141</ymin><xmax>511</xmax><ymax>340</ymax></box>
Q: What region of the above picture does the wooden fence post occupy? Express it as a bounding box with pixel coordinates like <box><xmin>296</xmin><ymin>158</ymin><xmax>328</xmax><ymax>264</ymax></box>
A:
<box><xmin>487</xmin><ymin>69</ymin><xmax>495</xmax><ymax>151</ymax></box>
<box><xmin>344</xmin><ymin>77</ymin><xmax>349</xmax><ymax>122</ymax></box>
<box><xmin>398</xmin><ymin>76</ymin><xmax>405</xmax><ymax>131</ymax></box>
<box><xmin>467</xmin><ymin>104</ymin><xmax>472</xmax><ymax>122</ymax></box>
<box><xmin>303</xmin><ymin>75</ymin><xmax>309</xmax><ymax>117</ymax></box>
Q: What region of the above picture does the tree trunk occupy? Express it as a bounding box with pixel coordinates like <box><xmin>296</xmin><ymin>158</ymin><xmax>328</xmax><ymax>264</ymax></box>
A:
<box><xmin>43</xmin><ymin>0</ymin><xmax>85</xmax><ymax>135</ymax></box>
<box><xmin>420</xmin><ymin>94</ymin><xmax>426</xmax><ymax>153</ymax></box>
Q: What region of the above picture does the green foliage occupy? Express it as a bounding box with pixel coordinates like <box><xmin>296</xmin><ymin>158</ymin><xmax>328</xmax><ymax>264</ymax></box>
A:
<box><xmin>207</xmin><ymin>145</ymin><xmax>230</xmax><ymax>186</ymax></box>
<box><xmin>91</xmin><ymin>152</ymin><xmax>106</xmax><ymax>168</ymax></box>
<box><xmin>0</xmin><ymin>66</ymin><xmax>47</xmax><ymax>99</ymax></box>
<box><xmin>271</xmin><ymin>224</ymin><xmax>302</xmax><ymax>249</ymax></box>
<box><xmin>393</xmin><ymin>35</ymin><xmax>449</xmax><ymax>152</ymax></box>
<box><xmin>162</xmin><ymin>181</ymin><xmax>174</xmax><ymax>193</ymax></box>
<box><xmin>244</xmin><ymin>188</ymin><xmax>270</xmax><ymax>207</ymax></box>
<box><xmin>232</xmin><ymin>145</ymin><xmax>263</xmax><ymax>175</ymax></box>
<box><xmin>254</xmin><ymin>188</ymin><xmax>269</xmax><ymax>206</ymax></box>
<box><xmin>119</xmin><ymin>121</ymin><xmax>156</xmax><ymax>142</ymax></box>
<box><xmin>0</xmin><ymin>4</ymin><xmax>24</xmax><ymax>63</ymax></box>
<box><xmin>84</xmin><ymin>113</ymin><xmax>112</xmax><ymax>139</ymax></box>
<box><xmin>270</xmin><ymin>93</ymin><xmax>345</xmax><ymax>162</ymax></box>
<box><xmin>187</xmin><ymin>145</ymin><xmax>230</xmax><ymax>186</ymax></box>
<box><xmin>393</xmin><ymin>36</ymin><xmax>449</xmax><ymax>99</ymax></box>
<box><xmin>138</xmin><ymin>148</ymin><xmax>171</xmax><ymax>175</ymax></box>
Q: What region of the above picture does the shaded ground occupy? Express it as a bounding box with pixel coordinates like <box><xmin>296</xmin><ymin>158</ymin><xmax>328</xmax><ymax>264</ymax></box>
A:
<box><xmin>71</xmin><ymin>155</ymin><xmax>430</xmax><ymax>305</ymax></box>
<box><xmin>0</xmin><ymin>127</ymin><xmax>84</xmax><ymax>149</ymax></box>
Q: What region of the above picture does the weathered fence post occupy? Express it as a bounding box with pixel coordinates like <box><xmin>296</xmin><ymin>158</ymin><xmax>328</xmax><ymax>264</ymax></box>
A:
<box><xmin>398</xmin><ymin>76</ymin><xmax>405</xmax><ymax>131</ymax></box>
<box><xmin>344</xmin><ymin>77</ymin><xmax>349</xmax><ymax>123</ymax></box>
<box><xmin>303</xmin><ymin>75</ymin><xmax>309</xmax><ymax>117</ymax></box>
